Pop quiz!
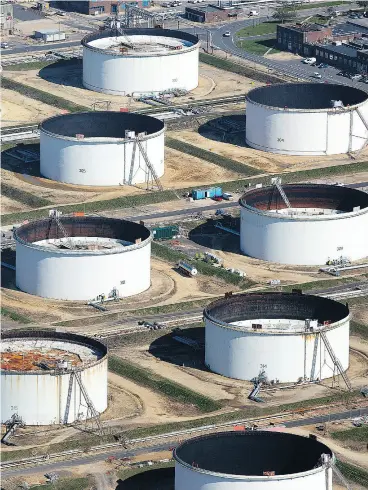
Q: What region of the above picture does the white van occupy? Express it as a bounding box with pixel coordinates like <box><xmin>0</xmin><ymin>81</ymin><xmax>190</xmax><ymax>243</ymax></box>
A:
<box><xmin>249</xmin><ymin>10</ymin><xmax>259</xmax><ymax>16</ymax></box>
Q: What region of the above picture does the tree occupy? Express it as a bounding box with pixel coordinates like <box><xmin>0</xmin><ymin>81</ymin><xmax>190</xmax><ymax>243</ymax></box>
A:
<box><xmin>273</xmin><ymin>5</ymin><xmax>297</xmax><ymax>23</ymax></box>
<box><xmin>357</xmin><ymin>1</ymin><xmax>368</xmax><ymax>8</ymax></box>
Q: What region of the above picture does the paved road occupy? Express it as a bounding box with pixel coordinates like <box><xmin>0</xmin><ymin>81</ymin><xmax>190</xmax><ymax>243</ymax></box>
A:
<box><xmin>202</xmin><ymin>15</ymin><xmax>368</xmax><ymax>90</ymax></box>
<box><xmin>123</xmin><ymin>181</ymin><xmax>368</xmax><ymax>223</ymax></box>
<box><xmin>3</xmin><ymin>407</ymin><xmax>367</xmax><ymax>478</ymax></box>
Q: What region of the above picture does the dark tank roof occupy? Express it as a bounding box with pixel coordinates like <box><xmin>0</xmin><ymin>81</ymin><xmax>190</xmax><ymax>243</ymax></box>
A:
<box><xmin>174</xmin><ymin>431</ymin><xmax>333</xmax><ymax>476</ymax></box>
<box><xmin>246</xmin><ymin>83</ymin><xmax>368</xmax><ymax>110</ymax></box>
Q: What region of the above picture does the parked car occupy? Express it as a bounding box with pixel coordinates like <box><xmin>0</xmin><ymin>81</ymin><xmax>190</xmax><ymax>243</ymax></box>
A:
<box><xmin>303</xmin><ymin>57</ymin><xmax>316</xmax><ymax>64</ymax></box>
<box><xmin>350</xmin><ymin>73</ymin><xmax>362</xmax><ymax>81</ymax></box>
<box><xmin>223</xmin><ymin>31</ymin><xmax>231</xmax><ymax>37</ymax></box>
<box><xmin>1</xmin><ymin>42</ymin><xmax>9</xmax><ymax>49</ymax></box>
<box><xmin>311</xmin><ymin>72</ymin><xmax>322</xmax><ymax>79</ymax></box>
<box><xmin>318</xmin><ymin>63</ymin><xmax>328</xmax><ymax>69</ymax></box>
<box><xmin>213</xmin><ymin>196</ymin><xmax>223</xmax><ymax>202</ymax></box>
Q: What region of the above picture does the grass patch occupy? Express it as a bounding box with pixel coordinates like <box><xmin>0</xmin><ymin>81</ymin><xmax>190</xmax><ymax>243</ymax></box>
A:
<box><xmin>3</xmin><ymin>390</ymin><xmax>362</xmax><ymax>464</ymax></box>
<box><xmin>166</xmin><ymin>137</ymin><xmax>260</xmax><ymax>176</ymax></box>
<box><xmin>108</xmin><ymin>355</ymin><xmax>221</xmax><ymax>413</ymax></box>
<box><xmin>282</xmin><ymin>276</ymin><xmax>361</xmax><ymax>293</ymax></box>
<box><xmin>336</xmin><ymin>460</ymin><xmax>368</xmax><ymax>488</ymax></box>
<box><xmin>296</xmin><ymin>1</ymin><xmax>344</xmax><ymax>9</ymax></box>
<box><xmin>237</xmin><ymin>21</ymin><xmax>279</xmax><ymax>37</ymax></box>
<box><xmin>132</xmin><ymin>298</ymin><xmax>214</xmax><ymax>317</ymax></box>
<box><xmin>2</xmin><ymin>77</ymin><xmax>89</xmax><ymax>113</ymax></box>
<box><xmin>350</xmin><ymin>320</ymin><xmax>367</xmax><ymax>339</ymax></box>
<box><xmin>236</xmin><ymin>38</ymin><xmax>280</xmax><ymax>56</ymax></box>
<box><xmin>1</xmin><ymin>307</ymin><xmax>32</xmax><ymax>324</ymax></box>
<box><xmin>117</xmin><ymin>461</ymin><xmax>174</xmax><ymax>481</ymax></box>
<box><xmin>121</xmin><ymin>390</ymin><xmax>361</xmax><ymax>441</ymax></box>
<box><xmin>331</xmin><ymin>425</ymin><xmax>368</xmax><ymax>443</ymax></box>
<box><xmin>30</xmin><ymin>477</ymin><xmax>91</xmax><ymax>490</ymax></box>
<box><xmin>3</xmin><ymin>61</ymin><xmax>56</xmax><ymax>71</ymax></box>
<box><xmin>2</xmin><ymin>161</ymin><xmax>368</xmax><ymax>226</ymax></box>
<box><xmin>2</xmin><ymin>182</ymin><xmax>51</xmax><ymax>208</ymax></box>
<box><xmin>152</xmin><ymin>241</ymin><xmax>253</xmax><ymax>288</ymax></box>
<box><xmin>199</xmin><ymin>52</ymin><xmax>285</xmax><ymax>84</ymax></box>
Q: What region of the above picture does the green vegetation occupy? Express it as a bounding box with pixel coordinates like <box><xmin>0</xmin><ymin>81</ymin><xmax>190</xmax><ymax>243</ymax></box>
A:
<box><xmin>236</xmin><ymin>38</ymin><xmax>280</xmax><ymax>56</ymax></box>
<box><xmin>166</xmin><ymin>137</ymin><xmax>260</xmax><ymax>176</ymax></box>
<box><xmin>118</xmin><ymin>460</ymin><xmax>174</xmax><ymax>475</ymax></box>
<box><xmin>296</xmin><ymin>1</ymin><xmax>344</xmax><ymax>9</ymax></box>
<box><xmin>199</xmin><ymin>52</ymin><xmax>285</xmax><ymax>84</ymax></box>
<box><xmin>0</xmin><ymin>307</ymin><xmax>32</xmax><ymax>324</ymax></box>
<box><xmin>2</xmin><ymin>77</ymin><xmax>89</xmax><ymax>113</ymax></box>
<box><xmin>108</xmin><ymin>355</ymin><xmax>221</xmax><ymax>413</ymax></box>
<box><xmin>237</xmin><ymin>21</ymin><xmax>279</xmax><ymax>37</ymax></box>
<box><xmin>336</xmin><ymin>460</ymin><xmax>368</xmax><ymax>488</ymax></box>
<box><xmin>132</xmin><ymin>298</ymin><xmax>214</xmax><ymax>317</ymax></box>
<box><xmin>3</xmin><ymin>390</ymin><xmax>362</xmax><ymax>464</ymax></box>
<box><xmin>350</xmin><ymin>320</ymin><xmax>367</xmax><ymax>338</ymax></box>
<box><xmin>2</xmin><ymin>182</ymin><xmax>51</xmax><ymax>208</ymax></box>
<box><xmin>2</xmin><ymin>161</ymin><xmax>368</xmax><ymax>226</ymax></box>
<box><xmin>282</xmin><ymin>276</ymin><xmax>361</xmax><ymax>293</ymax></box>
<box><xmin>3</xmin><ymin>61</ymin><xmax>56</xmax><ymax>71</ymax></box>
<box><xmin>152</xmin><ymin>241</ymin><xmax>253</xmax><ymax>288</ymax></box>
<box><xmin>30</xmin><ymin>477</ymin><xmax>91</xmax><ymax>490</ymax></box>
<box><xmin>331</xmin><ymin>425</ymin><xmax>368</xmax><ymax>443</ymax></box>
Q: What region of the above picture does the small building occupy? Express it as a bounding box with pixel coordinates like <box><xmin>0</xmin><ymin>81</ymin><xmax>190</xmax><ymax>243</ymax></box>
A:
<box><xmin>50</xmin><ymin>1</ymin><xmax>149</xmax><ymax>15</ymax></box>
<box><xmin>313</xmin><ymin>42</ymin><xmax>368</xmax><ymax>73</ymax></box>
<box><xmin>0</xmin><ymin>1</ymin><xmax>14</xmax><ymax>35</ymax></box>
<box><xmin>185</xmin><ymin>5</ymin><xmax>238</xmax><ymax>23</ymax></box>
<box><xmin>277</xmin><ymin>23</ymin><xmax>332</xmax><ymax>55</ymax></box>
<box><xmin>34</xmin><ymin>29</ymin><xmax>66</xmax><ymax>42</ymax></box>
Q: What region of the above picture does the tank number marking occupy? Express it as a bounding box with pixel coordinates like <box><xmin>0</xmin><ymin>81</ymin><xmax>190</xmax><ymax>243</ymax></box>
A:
<box><xmin>172</xmin><ymin>78</ymin><xmax>178</xmax><ymax>82</ymax></box>
<box><xmin>337</xmin><ymin>247</ymin><xmax>343</xmax><ymax>251</ymax></box>
<box><xmin>11</xmin><ymin>406</ymin><xmax>18</xmax><ymax>411</ymax></box>
<box><xmin>277</xmin><ymin>138</ymin><xmax>284</xmax><ymax>142</ymax></box>
<box><xmin>79</xmin><ymin>169</ymin><xmax>86</xmax><ymax>173</ymax></box>
<box><xmin>120</xmin><ymin>280</ymin><xmax>126</xmax><ymax>285</ymax></box>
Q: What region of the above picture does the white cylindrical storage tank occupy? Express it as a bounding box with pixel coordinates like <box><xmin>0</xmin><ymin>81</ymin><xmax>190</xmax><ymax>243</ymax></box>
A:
<box><xmin>246</xmin><ymin>83</ymin><xmax>368</xmax><ymax>155</ymax></box>
<box><xmin>174</xmin><ymin>431</ymin><xmax>334</xmax><ymax>490</ymax></box>
<box><xmin>40</xmin><ymin>112</ymin><xmax>165</xmax><ymax>187</ymax></box>
<box><xmin>1</xmin><ymin>330</ymin><xmax>108</xmax><ymax>425</ymax></box>
<box><xmin>204</xmin><ymin>292</ymin><xmax>350</xmax><ymax>383</ymax></box>
<box><xmin>82</xmin><ymin>28</ymin><xmax>200</xmax><ymax>96</ymax></box>
<box><xmin>239</xmin><ymin>184</ymin><xmax>368</xmax><ymax>265</ymax></box>
<box><xmin>15</xmin><ymin>216</ymin><xmax>152</xmax><ymax>301</ymax></box>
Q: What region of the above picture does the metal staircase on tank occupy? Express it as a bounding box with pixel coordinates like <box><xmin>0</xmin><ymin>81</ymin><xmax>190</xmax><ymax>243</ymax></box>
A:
<box><xmin>126</xmin><ymin>134</ymin><xmax>164</xmax><ymax>191</ymax></box>
<box><xmin>272</xmin><ymin>177</ymin><xmax>291</xmax><ymax>208</ymax></box>
<box><xmin>322</xmin><ymin>454</ymin><xmax>352</xmax><ymax>490</ymax></box>
<box><xmin>62</xmin><ymin>370</ymin><xmax>103</xmax><ymax>435</ymax></box>
<box><xmin>48</xmin><ymin>210</ymin><xmax>74</xmax><ymax>250</ymax></box>
<box><xmin>320</xmin><ymin>331</ymin><xmax>352</xmax><ymax>391</ymax></box>
<box><xmin>310</xmin><ymin>335</ymin><xmax>319</xmax><ymax>381</ymax></box>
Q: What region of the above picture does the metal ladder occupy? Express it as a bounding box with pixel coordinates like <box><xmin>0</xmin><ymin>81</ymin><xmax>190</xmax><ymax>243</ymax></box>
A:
<box><xmin>49</xmin><ymin>212</ymin><xmax>74</xmax><ymax>249</ymax></box>
<box><xmin>63</xmin><ymin>373</ymin><xmax>75</xmax><ymax>424</ymax></box>
<box><xmin>136</xmin><ymin>136</ymin><xmax>164</xmax><ymax>191</ymax></box>
<box><xmin>274</xmin><ymin>179</ymin><xmax>291</xmax><ymax>208</ymax></box>
<box><xmin>74</xmin><ymin>371</ymin><xmax>103</xmax><ymax>434</ymax></box>
<box><xmin>320</xmin><ymin>331</ymin><xmax>352</xmax><ymax>391</ymax></box>
<box><xmin>323</xmin><ymin>454</ymin><xmax>352</xmax><ymax>490</ymax></box>
<box><xmin>127</xmin><ymin>138</ymin><xmax>137</xmax><ymax>185</ymax></box>
<box><xmin>310</xmin><ymin>335</ymin><xmax>319</xmax><ymax>381</ymax></box>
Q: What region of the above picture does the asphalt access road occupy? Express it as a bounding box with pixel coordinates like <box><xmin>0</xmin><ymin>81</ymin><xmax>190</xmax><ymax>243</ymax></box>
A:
<box><xmin>4</xmin><ymin>40</ymin><xmax>82</xmax><ymax>55</ymax></box>
<box><xmin>3</xmin><ymin>407</ymin><xmax>367</xmax><ymax>478</ymax></box>
<box><xmin>124</xmin><ymin>182</ymin><xmax>368</xmax><ymax>223</ymax></box>
<box><xmin>207</xmin><ymin>19</ymin><xmax>368</xmax><ymax>90</ymax></box>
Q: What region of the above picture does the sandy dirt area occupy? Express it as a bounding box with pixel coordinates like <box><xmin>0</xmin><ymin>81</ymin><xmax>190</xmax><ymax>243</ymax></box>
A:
<box><xmin>14</xmin><ymin>19</ymin><xmax>72</xmax><ymax>36</ymax></box>
<box><xmin>161</xmin><ymin>147</ymin><xmax>239</xmax><ymax>189</ymax></box>
<box><xmin>0</xmin><ymin>257</ymin><xmax>224</xmax><ymax>324</ymax></box>
<box><xmin>1</xmin><ymin>141</ymin><xmax>240</xmax><ymax>213</ymax></box>
<box><xmin>3</xmin><ymin>60</ymin><xmax>262</xmax><ymax>115</ymax></box>
<box><xmin>265</xmin><ymin>51</ymin><xmax>302</xmax><ymax>61</ymax></box>
<box><xmin>1</xmin><ymin>88</ymin><xmax>64</xmax><ymax>127</ymax></box>
<box><xmin>171</xmin><ymin>128</ymin><xmax>368</xmax><ymax>175</ymax></box>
